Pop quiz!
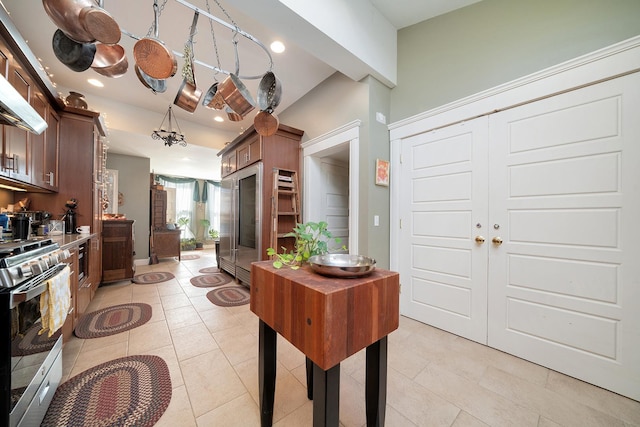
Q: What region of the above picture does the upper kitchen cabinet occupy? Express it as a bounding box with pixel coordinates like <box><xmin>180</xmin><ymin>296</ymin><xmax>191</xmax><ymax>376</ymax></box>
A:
<box><xmin>2</xmin><ymin>61</ymin><xmax>32</xmax><ymax>182</ymax></box>
<box><xmin>29</xmin><ymin>89</ymin><xmax>59</xmax><ymax>191</ymax></box>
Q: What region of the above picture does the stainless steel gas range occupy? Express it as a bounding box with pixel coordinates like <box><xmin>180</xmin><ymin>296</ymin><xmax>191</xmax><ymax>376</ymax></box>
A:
<box><xmin>0</xmin><ymin>238</ymin><xmax>70</xmax><ymax>427</ymax></box>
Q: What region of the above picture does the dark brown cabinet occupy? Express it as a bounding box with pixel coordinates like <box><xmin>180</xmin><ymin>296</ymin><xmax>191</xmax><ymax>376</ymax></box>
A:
<box><xmin>102</xmin><ymin>220</ymin><xmax>135</xmax><ymax>283</ymax></box>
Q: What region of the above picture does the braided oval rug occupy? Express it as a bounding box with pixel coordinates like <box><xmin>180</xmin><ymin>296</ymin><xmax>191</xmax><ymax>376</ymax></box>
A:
<box><xmin>41</xmin><ymin>355</ymin><xmax>172</xmax><ymax>427</ymax></box>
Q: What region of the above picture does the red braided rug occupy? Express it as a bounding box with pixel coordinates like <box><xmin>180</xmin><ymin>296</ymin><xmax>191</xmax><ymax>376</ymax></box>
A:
<box><xmin>75</xmin><ymin>303</ymin><xmax>152</xmax><ymax>339</ymax></box>
<box><xmin>199</xmin><ymin>266</ymin><xmax>221</xmax><ymax>274</ymax></box>
<box><xmin>190</xmin><ymin>273</ymin><xmax>233</xmax><ymax>288</ymax></box>
<box><xmin>132</xmin><ymin>271</ymin><xmax>175</xmax><ymax>284</ymax></box>
<box><xmin>41</xmin><ymin>355</ymin><xmax>172</xmax><ymax>427</ymax></box>
<box><xmin>206</xmin><ymin>285</ymin><xmax>250</xmax><ymax>307</ymax></box>
<box><xmin>12</xmin><ymin>320</ymin><xmax>61</xmax><ymax>356</ymax></box>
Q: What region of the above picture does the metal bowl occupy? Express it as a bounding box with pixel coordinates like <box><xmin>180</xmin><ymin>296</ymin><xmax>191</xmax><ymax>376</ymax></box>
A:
<box><xmin>308</xmin><ymin>254</ymin><xmax>376</xmax><ymax>278</ymax></box>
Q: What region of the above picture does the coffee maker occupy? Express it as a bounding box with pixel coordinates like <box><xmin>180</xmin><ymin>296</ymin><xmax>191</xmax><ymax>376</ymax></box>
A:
<box><xmin>63</xmin><ymin>198</ymin><xmax>78</xmax><ymax>234</ymax></box>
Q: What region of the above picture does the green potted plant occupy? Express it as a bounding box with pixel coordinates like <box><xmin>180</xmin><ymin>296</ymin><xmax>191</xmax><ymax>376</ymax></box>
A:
<box><xmin>208</xmin><ymin>228</ymin><xmax>219</xmax><ymax>240</ymax></box>
<box><xmin>180</xmin><ymin>237</ymin><xmax>196</xmax><ymax>251</ymax></box>
<box><xmin>266</xmin><ymin>221</ymin><xmax>343</xmax><ymax>269</ymax></box>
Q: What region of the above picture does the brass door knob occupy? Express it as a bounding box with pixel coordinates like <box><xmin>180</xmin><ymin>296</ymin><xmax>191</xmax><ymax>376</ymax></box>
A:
<box><xmin>492</xmin><ymin>237</ymin><xmax>503</xmax><ymax>245</ymax></box>
<box><xmin>475</xmin><ymin>236</ymin><xmax>485</xmax><ymax>244</ymax></box>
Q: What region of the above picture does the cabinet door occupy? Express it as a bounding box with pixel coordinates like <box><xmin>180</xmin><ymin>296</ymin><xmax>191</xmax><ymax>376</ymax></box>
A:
<box><xmin>237</xmin><ymin>135</ymin><xmax>261</xmax><ymax>170</ymax></box>
<box><xmin>221</xmin><ymin>151</ymin><xmax>237</xmax><ymax>177</ymax></box>
<box><xmin>29</xmin><ymin>91</ymin><xmax>47</xmax><ymax>187</ymax></box>
<box><xmin>44</xmin><ymin>108</ymin><xmax>59</xmax><ymax>190</ymax></box>
<box><xmin>4</xmin><ymin>65</ymin><xmax>31</xmax><ymax>181</ymax></box>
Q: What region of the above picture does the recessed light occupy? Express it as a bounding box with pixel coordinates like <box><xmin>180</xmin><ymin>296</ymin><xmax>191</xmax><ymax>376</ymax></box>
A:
<box><xmin>88</xmin><ymin>78</ymin><xmax>104</xmax><ymax>87</ymax></box>
<box><xmin>214</xmin><ymin>116</ymin><xmax>224</xmax><ymax>122</ymax></box>
<box><xmin>270</xmin><ymin>41</ymin><xmax>285</xmax><ymax>53</ymax></box>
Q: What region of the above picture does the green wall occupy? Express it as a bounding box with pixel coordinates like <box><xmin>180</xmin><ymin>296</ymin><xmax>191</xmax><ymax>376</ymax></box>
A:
<box><xmin>392</xmin><ymin>0</ymin><xmax>640</xmax><ymax>122</ymax></box>
<box><xmin>105</xmin><ymin>153</ymin><xmax>150</xmax><ymax>260</ymax></box>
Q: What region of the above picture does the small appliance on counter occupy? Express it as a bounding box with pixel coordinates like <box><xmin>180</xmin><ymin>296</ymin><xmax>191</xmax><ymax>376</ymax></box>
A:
<box><xmin>63</xmin><ymin>198</ymin><xmax>78</xmax><ymax>234</ymax></box>
<box><xmin>11</xmin><ymin>213</ymin><xmax>31</xmax><ymax>240</ymax></box>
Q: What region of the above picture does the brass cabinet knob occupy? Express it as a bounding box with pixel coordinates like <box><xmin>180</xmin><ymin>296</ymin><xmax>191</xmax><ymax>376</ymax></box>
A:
<box><xmin>492</xmin><ymin>237</ymin><xmax>503</xmax><ymax>245</ymax></box>
<box><xmin>475</xmin><ymin>236</ymin><xmax>485</xmax><ymax>244</ymax></box>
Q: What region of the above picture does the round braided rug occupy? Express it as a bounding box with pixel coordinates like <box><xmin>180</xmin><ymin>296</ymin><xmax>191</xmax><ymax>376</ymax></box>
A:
<box><xmin>74</xmin><ymin>303</ymin><xmax>152</xmax><ymax>339</ymax></box>
<box><xmin>132</xmin><ymin>271</ymin><xmax>175</xmax><ymax>284</ymax></box>
<box><xmin>190</xmin><ymin>273</ymin><xmax>233</xmax><ymax>288</ymax></box>
<box><xmin>181</xmin><ymin>254</ymin><xmax>200</xmax><ymax>260</ymax></box>
<box><xmin>199</xmin><ymin>266</ymin><xmax>221</xmax><ymax>274</ymax></box>
<box><xmin>11</xmin><ymin>321</ymin><xmax>61</xmax><ymax>356</ymax></box>
<box><xmin>41</xmin><ymin>355</ymin><xmax>172</xmax><ymax>427</ymax></box>
<box><xmin>206</xmin><ymin>285</ymin><xmax>250</xmax><ymax>307</ymax></box>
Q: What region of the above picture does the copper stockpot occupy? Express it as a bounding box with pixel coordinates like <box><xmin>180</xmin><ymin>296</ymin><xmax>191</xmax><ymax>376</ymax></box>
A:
<box><xmin>217</xmin><ymin>73</ymin><xmax>255</xmax><ymax>118</ymax></box>
<box><xmin>91</xmin><ymin>43</ymin><xmax>128</xmax><ymax>78</ymax></box>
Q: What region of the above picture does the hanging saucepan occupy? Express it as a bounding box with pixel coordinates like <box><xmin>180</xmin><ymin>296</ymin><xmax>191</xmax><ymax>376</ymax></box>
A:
<box><xmin>43</xmin><ymin>0</ymin><xmax>96</xmax><ymax>43</ymax></box>
<box><xmin>52</xmin><ymin>29</ymin><xmax>96</xmax><ymax>72</ymax></box>
<box><xmin>202</xmin><ymin>82</ymin><xmax>225</xmax><ymax>110</ymax></box>
<box><xmin>216</xmin><ymin>39</ymin><xmax>255</xmax><ymax>117</ymax></box>
<box><xmin>218</xmin><ymin>73</ymin><xmax>255</xmax><ymax>117</ymax></box>
<box><xmin>225</xmin><ymin>106</ymin><xmax>243</xmax><ymax>122</ymax></box>
<box><xmin>256</xmin><ymin>71</ymin><xmax>282</xmax><ymax>113</ymax></box>
<box><xmin>133</xmin><ymin>0</ymin><xmax>177</xmax><ymax>80</ymax></box>
<box><xmin>174</xmin><ymin>11</ymin><xmax>203</xmax><ymax>113</ymax></box>
<box><xmin>91</xmin><ymin>43</ymin><xmax>128</xmax><ymax>78</ymax></box>
<box><xmin>135</xmin><ymin>65</ymin><xmax>167</xmax><ymax>93</ymax></box>
<box><xmin>254</xmin><ymin>110</ymin><xmax>279</xmax><ymax>137</ymax></box>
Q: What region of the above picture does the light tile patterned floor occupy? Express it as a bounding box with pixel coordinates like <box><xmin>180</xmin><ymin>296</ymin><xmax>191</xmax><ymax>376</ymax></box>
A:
<box><xmin>61</xmin><ymin>250</ymin><xmax>640</xmax><ymax>426</ymax></box>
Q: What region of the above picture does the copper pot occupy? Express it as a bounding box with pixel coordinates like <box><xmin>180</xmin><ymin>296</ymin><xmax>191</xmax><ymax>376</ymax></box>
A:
<box><xmin>225</xmin><ymin>106</ymin><xmax>242</xmax><ymax>122</ymax></box>
<box><xmin>91</xmin><ymin>43</ymin><xmax>128</xmax><ymax>78</ymax></box>
<box><xmin>43</xmin><ymin>0</ymin><xmax>96</xmax><ymax>43</ymax></box>
<box><xmin>133</xmin><ymin>1</ymin><xmax>177</xmax><ymax>80</ymax></box>
<box><xmin>202</xmin><ymin>82</ymin><xmax>225</xmax><ymax>110</ymax></box>
<box><xmin>43</xmin><ymin>0</ymin><xmax>120</xmax><ymax>44</ymax></box>
<box><xmin>218</xmin><ymin>73</ymin><xmax>255</xmax><ymax>118</ymax></box>
<box><xmin>174</xmin><ymin>11</ymin><xmax>202</xmax><ymax>113</ymax></box>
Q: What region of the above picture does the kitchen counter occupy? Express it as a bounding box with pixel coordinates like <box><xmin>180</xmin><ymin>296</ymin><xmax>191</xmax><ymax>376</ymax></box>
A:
<box><xmin>47</xmin><ymin>233</ymin><xmax>96</xmax><ymax>250</ymax></box>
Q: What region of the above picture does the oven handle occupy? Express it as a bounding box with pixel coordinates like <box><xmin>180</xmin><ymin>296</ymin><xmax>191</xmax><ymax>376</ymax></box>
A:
<box><xmin>10</xmin><ymin>263</ymin><xmax>68</xmax><ymax>309</ymax></box>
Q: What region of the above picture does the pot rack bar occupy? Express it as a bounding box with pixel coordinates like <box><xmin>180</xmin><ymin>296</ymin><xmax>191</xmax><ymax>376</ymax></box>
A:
<box><xmin>121</xmin><ymin>0</ymin><xmax>273</xmax><ymax>80</ymax></box>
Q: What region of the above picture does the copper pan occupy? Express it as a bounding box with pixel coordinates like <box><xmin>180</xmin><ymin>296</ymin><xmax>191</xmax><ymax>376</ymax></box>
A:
<box><xmin>79</xmin><ymin>0</ymin><xmax>121</xmax><ymax>45</ymax></box>
<box><xmin>91</xmin><ymin>43</ymin><xmax>128</xmax><ymax>78</ymax></box>
<box><xmin>218</xmin><ymin>73</ymin><xmax>255</xmax><ymax>118</ymax></box>
<box><xmin>133</xmin><ymin>1</ymin><xmax>177</xmax><ymax>80</ymax></box>
<box><xmin>52</xmin><ymin>29</ymin><xmax>96</xmax><ymax>72</ymax></box>
<box><xmin>42</xmin><ymin>0</ymin><xmax>96</xmax><ymax>43</ymax></box>
<box><xmin>225</xmin><ymin>106</ymin><xmax>242</xmax><ymax>122</ymax></box>
<box><xmin>174</xmin><ymin>11</ymin><xmax>202</xmax><ymax>113</ymax></box>
<box><xmin>202</xmin><ymin>82</ymin><xmax>225</xmax><ymax>110</ymax></box>
<box><xmin>254</xmin><ymin>110</ymin><xmax>279</xmax><ymax>137</ymax></box>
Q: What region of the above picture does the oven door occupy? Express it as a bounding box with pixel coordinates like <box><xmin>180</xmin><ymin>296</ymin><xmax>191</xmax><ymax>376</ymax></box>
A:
<box><xmin>5</xmin><ymin>263</ymin><xmax>67</xmax><ymax>427</ymax></box>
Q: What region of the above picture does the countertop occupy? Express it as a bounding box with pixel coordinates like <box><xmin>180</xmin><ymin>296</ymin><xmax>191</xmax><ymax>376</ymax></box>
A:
<box><xmin>47</xmin><ymin>233</ymin><xmax>96</xmax><ymax>250</ymax></box>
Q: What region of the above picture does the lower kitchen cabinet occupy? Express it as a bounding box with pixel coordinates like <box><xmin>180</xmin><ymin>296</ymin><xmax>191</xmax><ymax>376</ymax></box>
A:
<box><xmin>102</xmin><ymin>220</ymin><xmax>135</xmax><ymax>283</ymax></box>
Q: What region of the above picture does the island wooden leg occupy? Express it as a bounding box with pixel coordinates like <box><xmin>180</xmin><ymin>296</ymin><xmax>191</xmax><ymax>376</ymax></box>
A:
<box><xmin>312</xmin><ymin>362</ymin><xmax>340</xmax><ymax>427</ymax></box>
<box><xmin>259</xmin><ymin>320</ymin><xmax>277</xmax><ymax>427</ymax></box>
<box><xmin>306</xmin><ymin>357</ymin><xmax>314</xmax><ymax>400</ymax></box>
<box><xmin>365</xmin><ymin>337</ymin><xmax>388</xmax><ymax>427</ymax></box>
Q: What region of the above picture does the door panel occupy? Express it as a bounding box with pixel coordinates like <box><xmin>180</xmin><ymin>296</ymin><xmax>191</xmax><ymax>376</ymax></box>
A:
<box><xmin>488</xmin><ymin>73</ymin><xmax>640</xmax><ymax>400</ymax></box>
<box><xmin>320</xmin><ymin>159</ymin><xmax>349</xmax><ymax>251</ymax></box>
<box><xmin>400</xmin><ymin>118</ymin><xmax>489</xmax><ymax>344</ymax></box>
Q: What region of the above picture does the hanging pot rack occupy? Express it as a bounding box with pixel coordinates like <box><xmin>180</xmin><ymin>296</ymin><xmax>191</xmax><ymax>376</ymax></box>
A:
<box><xmin>121</xmin><ymin>0</ymin><xmax>273</xmax><ymax>81</ymax></box>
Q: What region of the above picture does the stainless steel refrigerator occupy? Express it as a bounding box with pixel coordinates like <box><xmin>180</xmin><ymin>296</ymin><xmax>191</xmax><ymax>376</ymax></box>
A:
<box><xmin>219</xmin><ymin>163</ymin><xmax>263</xmax><ymax>287</ymax></box>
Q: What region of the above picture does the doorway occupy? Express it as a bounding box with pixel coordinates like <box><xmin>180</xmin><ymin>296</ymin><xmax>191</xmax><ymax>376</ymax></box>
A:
<box><xmin>302</xmin><ymin>121</ymin><xmax>360</xmax><ymax>254</ymax></box>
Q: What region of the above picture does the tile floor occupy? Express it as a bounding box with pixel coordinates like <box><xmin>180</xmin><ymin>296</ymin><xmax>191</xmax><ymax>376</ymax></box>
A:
<box><xmin>61</xmin><ymin>250</ymin><xmax>640</xmax><ymax>426</ymax></box>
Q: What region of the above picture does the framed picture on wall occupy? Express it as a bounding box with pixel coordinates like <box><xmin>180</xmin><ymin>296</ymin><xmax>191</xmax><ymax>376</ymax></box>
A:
<box><xmin>375</xmin><ymin>159</ymin><xmax>389</xmax><ymax>186</ymax></box>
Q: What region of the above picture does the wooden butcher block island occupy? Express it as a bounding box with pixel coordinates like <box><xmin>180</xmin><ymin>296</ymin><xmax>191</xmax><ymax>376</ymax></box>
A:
<box><xmin>250</xmin><ymin>261</ymin><xmax>400</xmax><ymax>427</ymax></box>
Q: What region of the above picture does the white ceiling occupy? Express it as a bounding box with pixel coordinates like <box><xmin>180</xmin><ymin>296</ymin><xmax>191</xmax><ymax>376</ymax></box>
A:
<box><xmin>1</xmin><ymin>0</ymin><xmax>480</xmax><ymax>179</ymax></box>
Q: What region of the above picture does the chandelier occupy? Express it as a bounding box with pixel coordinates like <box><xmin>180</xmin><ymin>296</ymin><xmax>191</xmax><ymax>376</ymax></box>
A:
<box><xmin>151</xmin><ymin>105</ymin><xmax>187</xmax><ymax>147</ymax></box>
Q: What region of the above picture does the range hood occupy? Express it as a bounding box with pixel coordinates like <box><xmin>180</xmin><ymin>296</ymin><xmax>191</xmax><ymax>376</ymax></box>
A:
<box><xmin>0</xmin><ymin>73</ymin><xmax>47</xmax><ymax>135</ymax></box>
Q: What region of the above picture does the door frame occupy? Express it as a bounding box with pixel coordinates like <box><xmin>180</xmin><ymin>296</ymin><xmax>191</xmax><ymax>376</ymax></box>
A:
<box><xmin>302</xmin><ymin>120</ymin><xmax>361</xmax><ymax>254</ymax></box>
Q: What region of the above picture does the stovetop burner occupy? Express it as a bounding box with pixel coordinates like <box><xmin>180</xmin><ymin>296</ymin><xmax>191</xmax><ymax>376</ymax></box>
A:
<box><xmin>0</xmin><ymin>239</ymin><xmax>62</xmax><ymax>289</ymax></box>
<box><xmin>0</xmin><ymin>238</ymin><xmax>54</xmax><ymax>259</ymax></box>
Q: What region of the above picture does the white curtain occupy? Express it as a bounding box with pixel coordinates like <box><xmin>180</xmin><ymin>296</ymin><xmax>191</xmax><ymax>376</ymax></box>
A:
<box><xmin>205</xmin><ymin>181</ymin><xmax>220</xmax><ymax>237</ymax></box>
<box><xmin>160</xmin><ymin>179</ymin><xmax>196</xmax><ymax>239</ymax></box>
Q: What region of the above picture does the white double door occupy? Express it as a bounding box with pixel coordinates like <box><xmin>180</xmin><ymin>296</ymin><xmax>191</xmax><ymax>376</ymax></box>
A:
<box><xmin>399</xmin><ymin>72</ymin><xmax>640</xmax><ymax>399</ymax></box>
